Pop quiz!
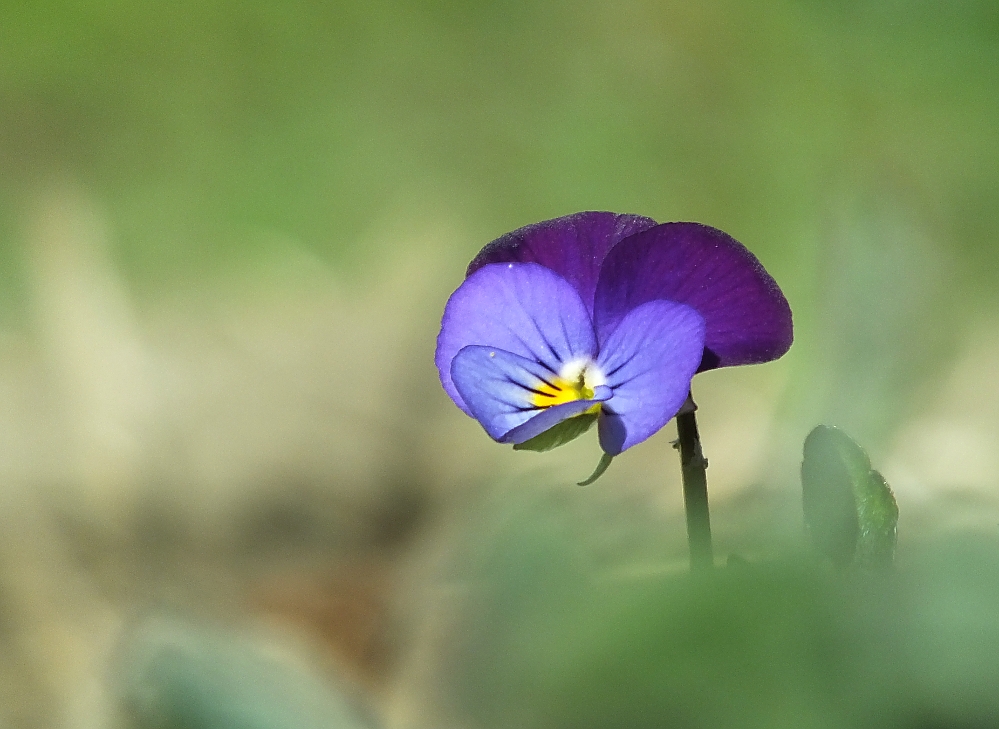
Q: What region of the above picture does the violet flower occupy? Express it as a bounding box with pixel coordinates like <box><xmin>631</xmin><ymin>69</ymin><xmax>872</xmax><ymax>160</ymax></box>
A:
<box><xmin>435</xmin><ymin>212</ymin><xmax>792</xmax><ymax>457</ymax></box>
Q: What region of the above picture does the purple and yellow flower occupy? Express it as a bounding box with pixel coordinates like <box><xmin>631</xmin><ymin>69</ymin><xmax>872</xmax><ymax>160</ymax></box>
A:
<box><xmin>435</xmin><ymin>212</ymin><xmax>792</xmax><ymax>457</ymax></box>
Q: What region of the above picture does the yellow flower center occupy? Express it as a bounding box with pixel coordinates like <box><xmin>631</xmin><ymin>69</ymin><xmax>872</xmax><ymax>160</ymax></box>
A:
<box><xmin>530</xmin><ymin>374</ymin><xmax>593</xmax><ymax>407</ymax></box>
<box><xmin>529</xmin><ymin>358</ymin><xmax>605</xmax><ymax>410</ymax></box>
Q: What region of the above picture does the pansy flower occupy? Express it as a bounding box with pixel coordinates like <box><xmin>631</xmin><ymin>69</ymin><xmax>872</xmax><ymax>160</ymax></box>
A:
<box><xmin>435</xmin><ymin>212</ymin><xmax>792</xmax><ymax>459</ymax></box>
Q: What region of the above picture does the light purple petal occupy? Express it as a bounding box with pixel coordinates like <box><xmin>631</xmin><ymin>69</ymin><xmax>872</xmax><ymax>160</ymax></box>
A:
<box><xmin>593</xmin><ymin>222</ymin><xmax>792</xmax><ymax>371</ymax></box>
<box><xmin>436</xmin><ymin>263</ymin><xmax>597</xmax><ymax>415</ymax></box>
<box><xmin>596</xmin><ymin>300</ymin><xmax>706</xmax><ymax>455</ymax></box>
<box><xmin>501</xmin><ymin>385</ymin><xmax>612</xmax><ymax>444</ymax></box>
<box><xmin>467</xmin><ymin>212</ymin><xmax>658</xmax><ymax>315</ymax></box>
<box><xmin>451</xmin><ymin>345</ymin><xmax>611</xmax><ymax>442</ymax></box>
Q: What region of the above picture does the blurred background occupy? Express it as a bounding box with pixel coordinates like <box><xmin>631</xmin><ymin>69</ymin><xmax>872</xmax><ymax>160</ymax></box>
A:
<box><xmin>1</xmin><ymin>1</ymin><xmax>998</xmax><ymax>727</ymax></box>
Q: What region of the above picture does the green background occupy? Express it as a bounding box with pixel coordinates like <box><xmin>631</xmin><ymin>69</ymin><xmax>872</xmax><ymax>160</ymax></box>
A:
<box><xmin>1</xmin><ymin>2</ymin><xmax>998</xmax><ymax>728</ymax></box>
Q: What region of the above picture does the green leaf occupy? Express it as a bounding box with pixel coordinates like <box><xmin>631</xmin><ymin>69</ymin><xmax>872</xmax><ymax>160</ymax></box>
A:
<box><xmin>513</xmin><ymin>412</ymin><xmax>598</xmax><ymax>452</ymax></box>
<box><xmin>577</xmin><ymin>452</ymin><xmax>614</xmax><ymax>486</ymax></box>
<box><xmin>801</xmin><ymin>425</ymin><xmax>898</xmax><ymax>569</ymax></box>
<box><xmin>854</xmin><ymin>469</ymin><xmax>899</xmax><ymax>569</ymax></box>
<box><xmin>120</xmin><ymin>620</ymin><xmax>372</xmax><ymax>729</ymax></box>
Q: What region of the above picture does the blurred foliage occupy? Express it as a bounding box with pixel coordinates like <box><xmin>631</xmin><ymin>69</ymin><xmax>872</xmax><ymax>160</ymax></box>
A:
<box><xmin>120</xmin><ymin>620</ymin><xmax>372</xmax><ymax>729</ymax></box>
<box><xmin>1</xmin><ymin>0</ymin><xmax>997</xmax><ymax>292</ymax></box>
<box><xmin>802</xmin><ymin>425</ymin><xmax>897</xmax><ymax>568</ymax></box>
<box><xmin>438</xmin><ymin>484</ymin><xmax>999</xmax><ymax>729</ymax></box>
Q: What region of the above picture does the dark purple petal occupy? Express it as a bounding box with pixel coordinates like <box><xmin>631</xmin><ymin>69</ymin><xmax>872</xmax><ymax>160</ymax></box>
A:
<box><xmin>593</xmin><ymin>223</ymin><xmax>792</xmax><ymax>370</ymax></box>
<box><xmin>595</xmin><ymin>300</ymin><xmax>705</xmax><ymax>455</ymax></box>
<box><xmin>467</xmin><ymin>212</ymin><xmax>658</xmax><ymax>315</ymax></box>
<box><xmin>451</xmin><ymin>345</ymin><xmax>611</xmax><ymax>442</ymax></box>
<box><xmin>436</xmin><ymin>263</ymin><xmax>597</xmax><ymax>415</ymax></box>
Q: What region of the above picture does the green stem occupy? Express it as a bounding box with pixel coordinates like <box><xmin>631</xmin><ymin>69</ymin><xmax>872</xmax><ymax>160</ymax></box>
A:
<box><xmin>675</xmin><ymin>394</ymin><xmax>714</xmax><ymax>570</ymax></box>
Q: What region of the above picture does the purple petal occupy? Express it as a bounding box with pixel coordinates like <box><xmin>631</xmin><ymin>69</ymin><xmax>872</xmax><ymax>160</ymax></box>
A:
<box><xmin>596</xmin><ymin>300</ymin><xmax>706</xmax><ymax>455</ymax></box>
<box><xmin>436</xmin><ymin>263</ymin><xmax>597</xmax><ymax>415</ymax></box>
<box><xmin>451</xmin><ymin>345</ymin><xmax>611</xmax><ymax>442</ymax></box>
<box><xmin>593</xmin><ymin>223</ymin><xmax>792</xmax><ymax>370</ymax></box>
<box><xmin>467</xmin><ymin>212</ymin><xmax>658</xmax><ymax>315</ymax></box>
<box><xmin>502</xmin><ymin>385</ymin><xmax>613</xmax><ymax>444</ymax></box>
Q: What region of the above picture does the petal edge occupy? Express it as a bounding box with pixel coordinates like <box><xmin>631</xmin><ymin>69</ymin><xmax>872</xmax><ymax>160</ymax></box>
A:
<box><xmin>467</xmin><ymin>212</ymin><xmax>658</xmax><ymax>315</ymax></box>
<box><xmin>594</xmin><ymin>222</ymin><xmax>792</xmax><ymax>370</ymax></box>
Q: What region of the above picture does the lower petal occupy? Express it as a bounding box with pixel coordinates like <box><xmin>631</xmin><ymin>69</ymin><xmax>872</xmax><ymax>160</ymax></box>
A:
<box><xmin>596</xmin><ymin>300</ymin><xmax>706</xmax><ymax>454</ymax></box>
<box><xmin>501</xmin><ymin>389</ymin><xmax>610</xmax><ymax>445</ymax></box>
<box><xmin>451</xmin><ymin>345</ymin><xmax>611</xmax><ymax>443</ymax></box>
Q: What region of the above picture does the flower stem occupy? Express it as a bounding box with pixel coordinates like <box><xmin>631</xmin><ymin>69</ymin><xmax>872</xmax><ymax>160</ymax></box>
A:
<box><xmin>674</xmin><ymin>394</ymin><xmax>713</xmax><ymax>570</ymax></box>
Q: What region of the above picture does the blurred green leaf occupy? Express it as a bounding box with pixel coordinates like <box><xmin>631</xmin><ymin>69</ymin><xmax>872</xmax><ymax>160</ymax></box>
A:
<box><xmin>513</xmin><ymin>412</ymin><xmax>597</xmax><ymax>452</ymax></box>
<box><xmin>801</xmin><ymin>425</ymin><xmax>898</xmax><ymax>568</ymax></box>
<box><xmin>443</xmin><ymin>485</ymin><xmax>999</xmax><ymax>729</ymax></box>
<box><xmin>120</xmin><ymin>620</ymin><xmax>372</xmax><ymax>729</ymax></box>
<box><xmin>853</xmin><ymin>469</ymin><xmax>899</xmax><ymax>569</ymax></box>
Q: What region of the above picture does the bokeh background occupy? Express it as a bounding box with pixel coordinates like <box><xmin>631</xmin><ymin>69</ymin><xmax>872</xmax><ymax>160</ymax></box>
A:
<box><xmin>1</xmin><ymin>1</ymin><xmax>998</xmax><ymax>727</ymax></box>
